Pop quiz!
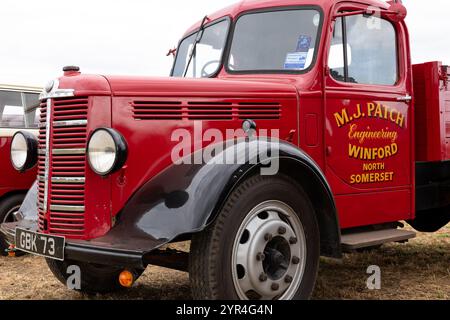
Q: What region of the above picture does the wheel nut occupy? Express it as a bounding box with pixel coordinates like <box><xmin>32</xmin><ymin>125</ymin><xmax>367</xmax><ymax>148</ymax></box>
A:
<box><xmin>292</xmin><ymin>256</ymin><xmax>300</xmax><ymax>265</ymax></box>
<box><xmin>278</xmin><ymin>226</ymin><xmax>287</xmax><ymax>235</ymax></box>
<box><xmin>285</xmin><ymin>275</ymin><xmax>293</xmax><ymax>283</ymax></box>
<box><xmin>256</xmin><ymin>252</ymin><xmax>266</xmax><ymax>261</ymax></box>
<box><xmin>259</xmin><ymin>273</ymin><xmax>268</xmax><ymax>282</ymax></box>
<box><xmin>264</xmin><ymin>233</ymin><xmax>273</xmax><ymax>241</ymax></box>
<box><xmin>271</xmin><ymin>283</ymin><xmax>279</xmax><ymax>291</ymax></box>
<box><xmin>289</xmin><ymin>237</ymin><xmax>298</xmax><ymax>244</ymax></box>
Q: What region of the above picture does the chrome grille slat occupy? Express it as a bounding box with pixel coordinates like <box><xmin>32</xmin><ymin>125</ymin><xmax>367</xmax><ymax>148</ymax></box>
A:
<box><xmin>52</xmin><ymin>148</ymin><xmax>86</xmax><ymax>155</ymax></box>
<box><xmin>51</xmin><ymin>177</ymin><xmax>86</xmax><ymax>184</ymax></box>
<box><xmin>49</xmin><ymin>205</ymin><xmax>85</xmax><ymax>213</ymax></box>
<box><xmin>53</xmin><ymin>120</ymin><xmax>88</xmax><ymax>127</ymax></box>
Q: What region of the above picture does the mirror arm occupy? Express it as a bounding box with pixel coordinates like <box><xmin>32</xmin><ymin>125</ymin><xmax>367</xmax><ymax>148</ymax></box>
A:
<box><xmin>333</xmin><ymin>8</ymin><xmax>403</xmax><ymax>21</ymax></box>
<box><xmin>333</xmin><ymin>9</ymin><xmax>371</xmax><ymax>20</ymax></box>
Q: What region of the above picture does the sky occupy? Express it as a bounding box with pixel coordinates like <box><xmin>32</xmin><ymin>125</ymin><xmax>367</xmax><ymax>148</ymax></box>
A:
<box><xmin>0</xmin><ymin>0</ymin><xmax>448</xmax><ymax>86</ymax></box>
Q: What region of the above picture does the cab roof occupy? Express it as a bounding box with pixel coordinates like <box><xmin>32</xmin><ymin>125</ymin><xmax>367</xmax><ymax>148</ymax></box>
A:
<box><xmin>0</xmin><ymin>84</ymin><xmax>42</xmax><ymax>93</ymax></box>
<box><xmin>185</xmin><ymin>0</ymin><xmax>390</xmax><ymax>34</ymax></box>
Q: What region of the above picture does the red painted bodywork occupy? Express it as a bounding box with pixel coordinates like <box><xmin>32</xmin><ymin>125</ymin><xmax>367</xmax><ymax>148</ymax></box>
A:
<box><xmin>0</xmin><ymin>135</ymin><xmax>37</xmax><ymax>199</ymax></box>
<box><xmin>38</xmin><ymin>0</ymin><xmax>446</xmax><ymax>240</ymax></box>
<box><xmin>413</xmin><ymin>62</ymin><xmax>450</xmax><ymax>162</ymax></box>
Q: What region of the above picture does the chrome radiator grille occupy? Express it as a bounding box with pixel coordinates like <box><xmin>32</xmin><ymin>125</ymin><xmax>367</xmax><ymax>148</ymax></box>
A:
<box><xmin>37</xmin><ymin>97</ymin><xmax>88</xmax><ymax>237</ymax></box>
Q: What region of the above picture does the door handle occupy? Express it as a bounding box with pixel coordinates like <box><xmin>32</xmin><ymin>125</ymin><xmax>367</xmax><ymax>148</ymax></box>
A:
<box><xmin>397</xmin><ymin>95</ymin><xmax>412</xmax><ymax>102</ymax></box>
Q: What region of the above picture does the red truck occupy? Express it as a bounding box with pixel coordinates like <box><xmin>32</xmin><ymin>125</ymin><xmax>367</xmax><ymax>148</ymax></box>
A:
<box><xmin>1</xmin><ymin>0</ymin><xmax>449</xmax><ymax>299</ymax></box>
<box><xmin>0</xmin><ymin>85</ymin><xmax>40</xmax><ymax>256</ymax></box>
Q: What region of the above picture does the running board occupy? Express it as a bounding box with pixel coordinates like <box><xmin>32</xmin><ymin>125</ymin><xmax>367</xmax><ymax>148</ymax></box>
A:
<box><xmin>341</xmin><ymin>229</ymin><xmax>416</xmax><ymax>252</ymax></box>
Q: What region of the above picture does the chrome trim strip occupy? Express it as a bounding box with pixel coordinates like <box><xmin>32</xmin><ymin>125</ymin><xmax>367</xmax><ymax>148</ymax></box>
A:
<box><xmin>38</xmin><ymin>149</ymin><xmax>45</xmax><ymax>155</ymax></box>
<box><xmin>52</xmin><ymin>148</ymin><xmax>86</xmax><ymax>155</ymax></box>
<box><xmin>53</xmin><ymin>120</ymin><xmax>88</xmax><ymax>127</ymax></box>
<box><xmin>38</xmin><ymin>175</ymin><xmax>45</xmax><ymax>182</ymax></box>
<box><xmin>50</xmin><ymin>205</ymin><xmax>85</xmax><ymax>213</ymax></box>
<box><xmin>43</xmin><ymin>98</ymin><xmax>52</xmax><ymax>213</ymax></box>
<box><xmin>40</xmin><ymin>89</ymin><xmax>75</xmax><ymax>100</ymax></box>
<box><xmin>39</xmin><ymin>80</ymin><xmax>74</xmax><ymax>100</ymax></box>
<box><xmin>51</xmin><ymin>177</ymin><xmax>85</xmax><ymax>184</ymax></box>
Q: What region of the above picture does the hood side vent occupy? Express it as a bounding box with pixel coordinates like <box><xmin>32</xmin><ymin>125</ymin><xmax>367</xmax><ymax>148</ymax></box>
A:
<box><xmin>133</xmin><ymin>101</ymin><xmax>183</xmax><ymax>120</ymax></box>
<box><xmin>187</xmin><ymin>101</ymin><xmax>233</xmax><ymax>120</ymax></box>
<box><xmin>133</xmin><ymin>100</ymin><xmax>281</xmax><ymax>121</ymax></box>
<box><xmin>237</xmin><ymin>102</ymin><xmax>281</xmax><ymax>120</ymax></box>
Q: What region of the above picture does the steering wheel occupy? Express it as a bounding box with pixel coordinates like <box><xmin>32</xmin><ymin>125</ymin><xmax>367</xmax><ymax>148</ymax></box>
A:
<box><xmin>201</xmin><ymin>60</ymin><xmax>221</xmax><ymax>78</ymax></box>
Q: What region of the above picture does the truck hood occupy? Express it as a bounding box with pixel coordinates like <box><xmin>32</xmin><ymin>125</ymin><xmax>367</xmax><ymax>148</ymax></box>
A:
<box><xmin>104</xmin><ymin>75</ymin><xmax>298</xmax><ymax>98</ymax></box>
<box><xmin>57</xmin><ymin>74</ymin><xmax>298</xmax><ymax>100</ymax></box>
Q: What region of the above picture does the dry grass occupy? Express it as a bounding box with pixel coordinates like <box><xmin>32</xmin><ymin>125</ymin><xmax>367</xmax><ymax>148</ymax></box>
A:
<box><xmin>0</xmin><ymin>224</ymin><xmax>448</xmax><ymax>300</ymax></box>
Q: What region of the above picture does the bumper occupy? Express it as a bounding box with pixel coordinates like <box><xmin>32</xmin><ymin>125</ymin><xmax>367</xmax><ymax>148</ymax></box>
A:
<box><xmin>0</xmin><ymin>220</ymin><xmax>161</xmax><ymax>269</ymax></box>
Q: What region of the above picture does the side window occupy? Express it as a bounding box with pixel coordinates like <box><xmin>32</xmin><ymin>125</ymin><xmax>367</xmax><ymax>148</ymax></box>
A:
<box><xmin>0</xmin><ymin>91</ymin><xmax>39</xmax><ymax>128</ymax></box>
<box><xmin>329</xmin><ymin>14</ymin><xmax>398</xmax><ymax>85</ymax></box>
<box><xmin>0</xmin><ymin>91</ymin><xmax>24</xmax><ymax>128</ymax></box>
<box><xmin>23</xmin><ymin>93</ymin><xmax>40</xmax><ymax>128</ymax></box>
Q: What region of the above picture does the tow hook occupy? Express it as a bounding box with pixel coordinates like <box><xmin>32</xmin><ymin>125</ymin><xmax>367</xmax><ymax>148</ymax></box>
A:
<box><xmin>5</xmin><ymin>244</ymin><xmax>17</xmax><ymax>257</ymax></box>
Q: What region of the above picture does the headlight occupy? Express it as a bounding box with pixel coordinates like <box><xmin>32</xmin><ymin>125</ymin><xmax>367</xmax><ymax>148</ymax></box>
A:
<box><xmin>87</xmin><ymin>128</ymin><xmax>127</xmax><ymax>176</ymax></box>
<box><xmin>10</xmin><ymin>131</ymin><xmax>38</xmax><ymax>172</ymax></box>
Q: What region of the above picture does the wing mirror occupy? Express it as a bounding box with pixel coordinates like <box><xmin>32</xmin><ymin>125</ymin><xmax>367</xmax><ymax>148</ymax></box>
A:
<box><xmin>386</xmin><ymin>1</ymin><xmax>407</xmax><ymax>23</ymax></box>
<box><xmin>333</xmin><ymin>0</ymin><xmax>407</xmax><ymax>23</ymax></box>
<box><xmin>166</xmin><ymin>48</ymin><xmax>177</xmax><ymax>58</ymax></box>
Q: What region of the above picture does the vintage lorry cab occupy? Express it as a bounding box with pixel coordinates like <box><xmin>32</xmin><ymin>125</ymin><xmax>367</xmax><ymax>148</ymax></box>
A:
<box><xmin>2</xmin><ymin>0</ymin><xmax>449</xmax><ymax>299</ymax></box>
<box><xmin>0</xmin><ymin>84</ymin><xmax>40</xmax><ymax>256</ymax></box>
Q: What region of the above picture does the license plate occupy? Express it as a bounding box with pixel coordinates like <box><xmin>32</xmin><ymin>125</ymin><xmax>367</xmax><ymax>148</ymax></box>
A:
<box><xmin>15</xmin><ymin>228</ymin><xmax>65</xmax><ymax>261</ymax></box>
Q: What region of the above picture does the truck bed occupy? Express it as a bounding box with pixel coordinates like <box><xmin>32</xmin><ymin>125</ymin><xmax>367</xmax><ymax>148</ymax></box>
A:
<box><xmin>413</xmin><ymin>61</ymin><xmax>450</xmax><ymax>162</ymax></box>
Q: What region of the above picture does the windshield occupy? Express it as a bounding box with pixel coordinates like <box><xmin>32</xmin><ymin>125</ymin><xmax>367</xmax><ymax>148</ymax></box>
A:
<box><xmin>228</xmin><ymin>9</ymin><xmax>322</xmax><ymax>73</ymax></box>
<box><xmin>172</xmin><ymin>18</ymin><xmax>230</xmax><ymax>78</ymax></box>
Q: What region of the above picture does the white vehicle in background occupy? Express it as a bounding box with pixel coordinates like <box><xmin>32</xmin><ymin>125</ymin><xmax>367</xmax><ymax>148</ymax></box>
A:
<box><xmin>0</xmin><ymin>84</ymin><xmax>41</xmax><ymax>256</ymax></box>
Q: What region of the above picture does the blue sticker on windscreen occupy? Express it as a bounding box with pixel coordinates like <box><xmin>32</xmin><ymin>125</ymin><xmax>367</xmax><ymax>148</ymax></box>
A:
<box><xmin>296</xmin><ymin>35</ymin><xmax>312</xmax><ymax>52</ymax></box>
<box><xmin>284</xmin><ymin>52</ymin><xmax>308</xmax><ymax>70</ymax></box>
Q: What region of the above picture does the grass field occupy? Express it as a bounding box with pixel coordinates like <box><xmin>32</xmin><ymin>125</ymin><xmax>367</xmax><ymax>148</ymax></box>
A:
<box><xmin>0</xmin><ymin>224</ymin><xmax>448</xmax><ymax>300</ymax></box>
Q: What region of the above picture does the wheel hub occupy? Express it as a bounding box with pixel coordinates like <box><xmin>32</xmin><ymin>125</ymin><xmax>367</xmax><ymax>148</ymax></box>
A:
<box><xmin>232</xmin><ymin>200</ymin><xmax>307</xmax><ymax>300</ymax></box>
<box><xmin>263</xmin><ymin>239</ymin><xmax>291</xmax><ymax>280</ymax></box>
<box><xmin>3</xmin><ymin>205</ymin><xmax>20</xmax><ymax>224</ymax></box>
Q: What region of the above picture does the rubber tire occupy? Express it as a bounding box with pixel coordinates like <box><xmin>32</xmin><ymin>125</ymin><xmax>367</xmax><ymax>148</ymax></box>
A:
<box><xmin>189</xmin><ymin>174</ymin><xmax>320</xmax><ymax>300</ymax></box>
<box><xmin>0</xmin><ymin>194</ymin><xmax>25</xmax><ymax>257</ymax></box>
<box><xmin>46</xmin><ymin>258</ymin><xmax>144</xmax><ymax>294</ymax></box>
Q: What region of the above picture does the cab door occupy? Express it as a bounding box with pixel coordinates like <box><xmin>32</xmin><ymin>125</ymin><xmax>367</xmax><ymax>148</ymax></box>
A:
<box><xmin>324</xmin><ymin>10</ymin><xmax>414</xmax><ymax>228</ymax></box>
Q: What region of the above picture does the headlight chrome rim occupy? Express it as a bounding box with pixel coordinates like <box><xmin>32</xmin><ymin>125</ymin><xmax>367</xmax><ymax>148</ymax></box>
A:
<box><xmin>87</xmin><ymin>128</ymin><xmax>127</xmax><ymax>176</ymax></box>
<box><xmin>10</xmin><ymin>131</ymin><xmax>38</xmax><ymax>172</ymax></box>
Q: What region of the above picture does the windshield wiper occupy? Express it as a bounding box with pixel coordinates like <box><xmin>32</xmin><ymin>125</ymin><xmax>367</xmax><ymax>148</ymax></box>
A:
<box><xmin>183</xmin><ymin>15</ymin><xmax>210</xmax><ymax>77</ymax></box>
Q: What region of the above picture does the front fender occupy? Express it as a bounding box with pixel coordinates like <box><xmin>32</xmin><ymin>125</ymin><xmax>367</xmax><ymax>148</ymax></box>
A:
<box><xmin>115</xmin><ymin>139</ymin><xmax>341</xmax><ymax>257</ymax></box>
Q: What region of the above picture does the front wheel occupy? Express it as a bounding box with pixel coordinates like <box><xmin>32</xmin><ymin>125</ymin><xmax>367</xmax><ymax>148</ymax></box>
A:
<box><xmin>0</xmin><ymin>194</ymin><xmax>25</xmax><ymax>256</ymax></box>
<box><xmin>189</xmin><ymin>174</ymin><xmax>320</xmax><ymax>300</ymax></box>
<box><xmin>46</xmin><ymin>259</ymin><xmax>144</xmax><ymax>294</ymax></box>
